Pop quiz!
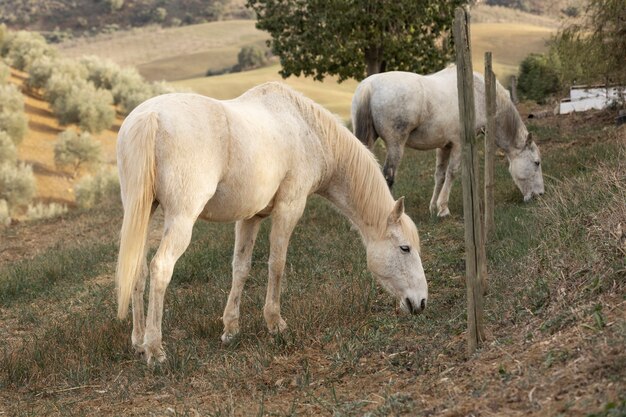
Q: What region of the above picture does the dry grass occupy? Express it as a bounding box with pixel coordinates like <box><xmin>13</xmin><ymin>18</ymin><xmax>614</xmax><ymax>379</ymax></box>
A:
<box><xmin>0</xmin><ymin>108</ymin><xmax>623</xmax><ymax>416</ymax></box>
<box><xmin>56</xmin><ymin>20</ymin><xmax>270</xmax><ymax>81</ymax></box>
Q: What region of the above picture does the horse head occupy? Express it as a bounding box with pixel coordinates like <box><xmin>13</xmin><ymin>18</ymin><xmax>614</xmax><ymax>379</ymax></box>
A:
<box><xmin>508</xmin><ymin>132</ymin><xmax>545</xmax><ymax>202</ymax></box>
<box><xmin>365</xmin><ymin>198</ymin><xmax>428</xmax><ymax>314</ymax></box>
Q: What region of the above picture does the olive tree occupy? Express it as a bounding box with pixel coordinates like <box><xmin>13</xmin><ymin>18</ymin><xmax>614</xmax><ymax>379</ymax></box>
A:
<box><xmin>54</xmin><ymin>129</ymin><xmax>102</xmax><ymax>177</ymax></box>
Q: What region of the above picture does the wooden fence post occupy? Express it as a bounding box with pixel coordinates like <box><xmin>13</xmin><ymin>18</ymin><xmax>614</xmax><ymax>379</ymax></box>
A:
<box><xmin>484</xmin><ymin>52</ymin><xmax>496</xmax><ymax>241</ymax></box>
<box><xmin>453</xmin><ymin>6</ymin><xmax>486</xmax><ymax>355</ymax></box>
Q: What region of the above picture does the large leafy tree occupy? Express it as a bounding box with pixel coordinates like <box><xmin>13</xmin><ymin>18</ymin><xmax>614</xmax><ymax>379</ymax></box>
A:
<box><xmin>247</xmin><ymin>0</ymin><xmax>468</xmax><ymax>82</ymax></box>
<box><xmin>550</xmin><ymin>0</ymin><xmax>626</xmax><ymax>87</ymax></box>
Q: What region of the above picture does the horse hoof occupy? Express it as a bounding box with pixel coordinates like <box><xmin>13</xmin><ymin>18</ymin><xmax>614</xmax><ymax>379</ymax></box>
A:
<box><xmin>437</xmin><ymin>207</ymin><xmax>450</xmax><ymax>217</ymax></box>
<box><xmin>221</xmin><ymin>331</ymin><xmax>238</xmax><ymax>345</ymax></box>
<box><xmin>268</xmin><ymin>318</ymin><xmax>287</xmax><ymax>334</ymax></box>
<box><xmin>143</xmin><ymin>345</ymin><xmax>166</xmax><ymax>366</ymax></box>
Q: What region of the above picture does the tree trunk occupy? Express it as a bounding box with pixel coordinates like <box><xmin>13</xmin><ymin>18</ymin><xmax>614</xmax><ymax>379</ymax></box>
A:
<box><xmin>365</xmin><ymin>45</ymin><xmax>383</xmax><ymax>77</ymax></box>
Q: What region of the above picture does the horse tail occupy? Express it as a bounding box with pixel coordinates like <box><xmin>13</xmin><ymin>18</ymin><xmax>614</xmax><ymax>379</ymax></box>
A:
<box><xmin>116</xmin><ymin>111</ymin><xmax>158</xmax><ymax>319</ymax></box>
<box><xmin>353</xmin><ymin>84</ymin><xmax>378</xmax><ymax>148</ymax></box>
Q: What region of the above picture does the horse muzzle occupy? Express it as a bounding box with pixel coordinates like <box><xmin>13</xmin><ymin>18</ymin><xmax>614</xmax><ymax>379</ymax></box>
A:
<box><xmin>400</xmin><ymin>296</ymin><xmax>427</xmax><ymax>315</ymax></box>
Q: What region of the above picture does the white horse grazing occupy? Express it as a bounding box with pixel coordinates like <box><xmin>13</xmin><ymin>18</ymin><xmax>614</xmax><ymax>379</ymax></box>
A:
<box><xmin>116</xmin><ymin>83</ymin><xmax>428</xmax><ymax>365</ymax></box>
<box><xmin>352</xmin><ymin>66</ymin><xmax>544</xmax><ymax>217</ymax></box>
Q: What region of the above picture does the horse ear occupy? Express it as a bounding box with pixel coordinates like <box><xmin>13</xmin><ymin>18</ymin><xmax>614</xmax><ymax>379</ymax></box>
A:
<box><xmin>526</xmin><ymin>132</ymin><xmax>533</xmax><ymax>147</ymax></box>
<box><xmin>388</xmin><ymin>197</ymin><xmax>405</xmax><ymax>224</ymax></box>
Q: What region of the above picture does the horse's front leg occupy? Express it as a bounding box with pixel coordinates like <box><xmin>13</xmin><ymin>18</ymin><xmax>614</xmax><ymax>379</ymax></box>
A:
<box><xmin>142</xmin><ymin>216</ymin><xmax>195</xmax><ymax>365</ymax></box>
<box><xmin>429</xmin><ymin>146</ymin><xmax>452</xmax><ymax>215</ymax></box>
<box><xmin>264</xmin><ymin>199</ymin><xmax>306</xmax><ymax>334</ymax></box>
<box><xmin>221</xmin><ymin>217</ymin><xmax>262</xmax><ymax>344</ymax></box>
<box><xmin>382</xmin><ymin>140</ymin><xmax>405</xmax><ymax>190</ymax></box>
<box><xmin>436</xmin><ymin>144</ymin><xmax>461</xmax><ymax>217</ymax></box>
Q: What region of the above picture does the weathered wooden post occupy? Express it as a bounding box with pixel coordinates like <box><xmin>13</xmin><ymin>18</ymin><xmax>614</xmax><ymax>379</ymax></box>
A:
<box><xmin>484</xmin><ymin>52</ymin><xmax>496</xmax><ymax>241</ymax></box>
<box><xmin>453</xmin><ymin>6</ymin><xmax>486</xmax><ymax>354</ymax></box>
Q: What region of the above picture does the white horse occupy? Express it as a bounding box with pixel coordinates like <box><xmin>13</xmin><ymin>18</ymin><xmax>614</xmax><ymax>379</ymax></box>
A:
<box><xmin>352</xmin><ymin>66</ymin><xmax>544</xmax><ymax>217</ymax></box>
<box><xmin>116</xmin><ymin>82</ymin><xmax>428</xmax><ymax>365</ymax></box>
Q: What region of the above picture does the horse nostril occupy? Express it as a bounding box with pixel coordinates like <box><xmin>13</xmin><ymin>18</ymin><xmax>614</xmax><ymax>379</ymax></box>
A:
<box><xmin>420</xmin><ymin>298</ymin><xmax>426</xmax><ymax>311</ymax></box>
<box><xmin>405</xmin><ymin>297</ymin><xmax>414</xmax><ymax>313</ymax></box>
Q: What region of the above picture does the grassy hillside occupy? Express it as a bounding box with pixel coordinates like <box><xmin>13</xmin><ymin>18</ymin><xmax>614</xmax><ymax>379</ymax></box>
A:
<box><xmin>0</xmin><ymin>108</ymin><xmax>623</xmax><ymax>415</ymax></box>
<box><xmin>57</xmin><ymin>20</ymin><xmax>269</xmax><ymax>82</ymax></box>
<box><xmin>175</xmin><ymin>64</ymin><xmax>359</xmax><ymax>120</ymax></box>
<box><xmin>0</xmin><ymin>0</ymin><xmax>249</xmax><ymax>34</ymax></box>
<box><xmin>8</xmin><ymin>69</ymin><xmax>119</xmax><ymax>206</ymax></box>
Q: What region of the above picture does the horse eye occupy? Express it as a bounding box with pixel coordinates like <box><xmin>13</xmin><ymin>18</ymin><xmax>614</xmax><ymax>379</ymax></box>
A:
<box><xmin>400</xmin><ymin>245</ymin><xmax>410</xmax><ymax>253</ymax></box>
<box><xmin>534</xmin><ymin>161</ymin><xmax>540</xmax><ymax>167</ymax></box>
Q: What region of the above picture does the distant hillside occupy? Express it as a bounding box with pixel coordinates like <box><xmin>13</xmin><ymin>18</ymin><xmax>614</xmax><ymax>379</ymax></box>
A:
<box><xmin>482</xmin><ymin>0</ymin><xmax>584</xmax><ymax>18</ymax></box>
<box><xmin>0</xmin><ymin>0</ymin><xmax>250</xmax><ymax>39</ymax></box>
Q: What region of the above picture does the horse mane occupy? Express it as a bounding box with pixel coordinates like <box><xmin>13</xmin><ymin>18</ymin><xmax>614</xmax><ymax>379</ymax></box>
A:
<box><xmin>495</xmin><ymin>82</ymin><xmax>527</xmax><ymax>150</ymax></box>
<box><xmin>254</xmin><ymin>82</ymin><xmax>415</xmax><ymax>242</ymax></box>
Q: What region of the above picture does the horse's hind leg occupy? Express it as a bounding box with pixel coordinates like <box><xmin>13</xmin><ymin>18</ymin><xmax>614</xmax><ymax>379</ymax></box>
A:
<box><xmin>142</xmin><ymin>214</ymin><xmax>195</xmax><ymax>365</ymax></box>
<box><xmin>131</xmin><ymin>256</ymin><xmax>148</xmax><ymax>353</ymax></box>
<box><xmin>436</xmin><ymin>144</ymin><xmax>461</xmax><ymax>217</ymax></box>
<box><xmin>264</xmin><ymin>198</ymin><xmax>306</xmax><ymax>334</ymax></box>
<box><xmin>430</xmin><ymin>146</ymin><xmax>451</xmax><ymax>215</ymax></box>
<box><xmin>221</xmin><ymin>216</ymin><xmax>263</xmax><ymax>344</ymax></box>
<box><xmin>132</xmin><ymin>202</ymin><xmax>159</xmax><ymax>354</ymax></box>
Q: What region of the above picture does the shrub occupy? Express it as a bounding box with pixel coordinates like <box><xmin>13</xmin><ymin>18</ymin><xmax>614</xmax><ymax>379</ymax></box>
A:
<box><xmin>111</xmin><ymin>68</ymin><xmax>153</xmax><ymax>114</ymax></box>
<box><xmin>0</xmin><ymin>198</ymin><xmax>9</xmax><ymax>226</ymax></box>
<box><xmin>74</xmin><ymin>168</ymin><xmax>120</xmax><ymax>209</ymax></box>
<box><xmin>27</xmin><ymin>56</ymin><xmax>87</xmax><ymax>91</ymax></box>
<box><xmin>1</xmin><ymin>30</ymin><xmax>57</xmax><ymax>71</ymax></box>
<box><xmin>236</xmin><ymin>45</ymin><xmax>267</xmax><ymax>71</ymax></box>
<box><xmin>54</xmin><ymin>130</ymin><xmax>102</xmax><ymax>177</ymax></box>
<box><xmin>0</xmin><ymin>131</ymin><xmax>16</xmax><ymax>165</ymax></box>
<box><xmin>0</xmin><ymin>162</ymin><xmax>36</xmax><ymax>210</ymax></box>
<box><xmin>518</xmin><ymin>53</ymin><xmax>561</xmax><ymax>104</ymax></box>
<box><xmin>80</xmin><ymin>55</ymin><xmax>121</xmax><ymax>90</ymax></box>
<box><xmin>26</xmin><ymin>201</ymin><xmax>68</xmax><ymax>220</ymax></box>
<box><xmin>0</xmin><ymin>84</ymin><xmax>28</xmax><ymax>144</ymax></box>
<box><xmin>46</xmin><ymin>74</ymin><xmax>114</xmax><ymax>133</ymax></box>
<box><xmin>0</xmin><ymin>61</ymin><xmax>9</xmax><ymax>84</ymax></box>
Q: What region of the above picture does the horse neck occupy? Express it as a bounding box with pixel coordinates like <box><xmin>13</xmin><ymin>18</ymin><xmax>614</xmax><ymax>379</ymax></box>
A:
<box><xmin>319</xmin><ymin>127</ymin><xmax>394</xmax><ymax>244</ymax></box>
<box><xmin>495</xmin><ymin>87</ymin><xmax>527</xmax><ymax>155</ymax></box>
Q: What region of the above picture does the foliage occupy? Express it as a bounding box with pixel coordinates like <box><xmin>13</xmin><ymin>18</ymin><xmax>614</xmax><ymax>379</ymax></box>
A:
<box><xmin>0</xmin><ymin>131</ymin><xmax>16</xmax><ymax>165</ymax></box>
<box><xmin>0</xmin><ymin>84</ymin><xmax>28</xmax><ymax>144</ymax></box>
<box><xmin>0</xmin><ymin>162</ymin><xmax>36</xmax><ymax>210</ymax></box>
<box><xmin>110</xmin><ymin>67</ymin><xmax>154</xmax><ymax>114</ymax></box>
<box><xmin>549</xmin><ymin>0</ymin><xmax>626</xmax><ymax>88</ymax></box>
<box><xmin>0</xmin><ymin>198</ymin><xmax>9</xmax><ymax>226</ymax></box>
<box><xmin>0</xmin><ymin>30</ymin><xmax>57</xmax><ymax>71</ymax></box>
<box><xmin>54</xmin><ymin>129</ymin><xmax>102</xmax><ymax>177</ymax></box>
<box><xmin>45</xmin><ymin>74</ymin><xmax>115</xmax><ymax>133</ymax></box>
<box><xmin>26</xmin><ymin>201</ymin><xmax>68</xmax><ymax>220</ymax></box>
<box><xmin>26</xmin><ymin>56</ymin><xmax>88</xmax><ymax>91</ymax></box>
<box><xmin>80</xmin><ymin>56</ymin><xmax>122</xmax><ymax>91</ymax></box>
<box><xmin>518</xmin><ymin>53</ymin><xmax>561</xmax><ymax>103</ymax></box>
<box><xmin>0</xmin><ymin>60</ymin><xmax>9</xmax><ymax>84</ymax></box>
<box><xmin>247</xmin><ymin>0</ymin><xmax>468</xmax><ymax>82</ymax></box>
<box><xmin>236</xmin><ymin>45</ymin><xmax>267</xmax><ymax>71</ymax></box>
<box><xmin>74</xmin><ymin>168</ymin><xmax>120</xmax><ymax>209</ymax></box>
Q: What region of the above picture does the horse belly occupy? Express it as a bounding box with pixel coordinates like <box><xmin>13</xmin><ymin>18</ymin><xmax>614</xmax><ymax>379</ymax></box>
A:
<box><xmin>406</xmin><ymin>126</ymin><xmax>450</xmax><ymax>151</ymax></box>
<box><xmin>198</xmin><ymin>172</ymin><xmax>282</xmax><ymax>222</ymax></box>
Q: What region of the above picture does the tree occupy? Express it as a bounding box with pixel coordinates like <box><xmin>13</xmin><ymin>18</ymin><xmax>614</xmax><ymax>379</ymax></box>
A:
<box><xmin>237</xmin><ymin>45</ymin><xmax>267</xmax><ymax>71</ymax></box>
<box><xmin>247</xmin><ymin>0</ymin><xmax>468</xmax><ymax>81</ymax></box>
<box><xmin>518</xmin><ymin>53</ymin><xmax>560</xmax><ymax>103</ymax></box>
<box><xmin>549</xmin><ymin>0</ymin><xmax>626</xmax><ymax>88</ymax></box>
<box><xmin>54</xmin><ymin>130</ymin><xmax>102</xmax><ymax>177</ymax></box>
<box><xmin>0</xmin><ymin>162</ymin><xmax>36</xmax><ymax>210</ymax></box>
<box><xmin>0</xmin><ymin>84</ymin><xmax>28</xmax><ymax>144</ymax></box>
